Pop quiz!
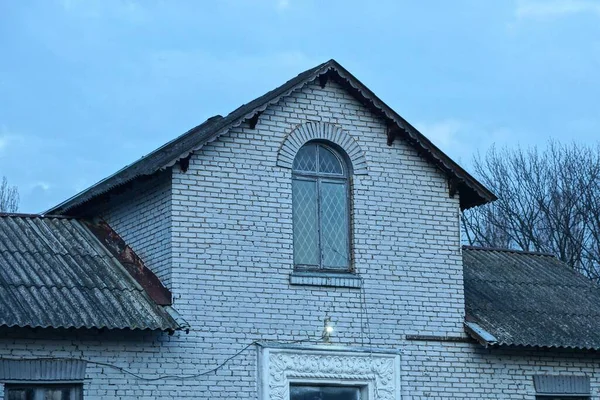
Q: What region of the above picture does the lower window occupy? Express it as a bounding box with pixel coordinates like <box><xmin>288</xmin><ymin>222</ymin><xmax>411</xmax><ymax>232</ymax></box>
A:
<box><xmin>5</xmin><ymin>384</ymin><xmax>82</xmax><ymax>400</ymax></box>
<box><xmin>290</xmin><ymin>385</ymin><xmax>362</xmax><ymax>400</ymax></box>
<box><xmin>536</xmin><ymin>398</ymin><xmax>589</xmax><ymax>400</ymax></box>
<box><xmin>533</xmin><ymin>375</ymin><xmax>590</xmax><ymax>400</ymax></box>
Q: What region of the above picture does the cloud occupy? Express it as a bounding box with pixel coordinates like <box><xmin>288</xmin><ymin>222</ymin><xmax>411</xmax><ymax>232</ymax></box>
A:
<box><xmin>0</xmin><ymin>126</ymin><xmax>10</xmax><ymax>152</ymax></box>
<box><xmin>415</xmin><ymin>119</ymin><xmax>464</xmax><ymax>150</ymax></box>
<box><xmin>277</xmin><ymin>0</ymin><xmax>290</xmax><ymax>11</ymax></box>
<box><xmin>516</xmin><ymin>0</ymin><xmax>600</xmax><ymax>19</ymax></box>
<box><xmin>414</xmin><ymin>119</ymin><xmax>520</xmax><ymax>167</ymax></box>
<box><xmin>0</xmin><ymin>126</ymin><xmax>25</xmax><ymax>156</ymax></box>
<box><xmin>30</xmin><ymin>182</ymin><xmax>51</xmax><ymax>191</ymax></box>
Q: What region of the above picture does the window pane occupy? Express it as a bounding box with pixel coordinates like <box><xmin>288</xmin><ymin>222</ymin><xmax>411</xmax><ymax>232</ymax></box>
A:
<box><xmin>290</xmin><ymin>385</ymin><xmax>360</xmax><ymax>400</ymax></box>
<box><xmin>44</xmin><ymin>388</ymin><xmax>70</xmax><ymax>400</ymax></box>
<box><xmin>6</xmin><ymin>388</ymin><xmax>32</xmax><ymax>400</ymax></box>
<box><xmin>321</xmin><ymin>181</ymin><xmax>349</xmax><ymax>269</ymax></box>
<box><xmin>290</xmin><ymin>386</ymin><xmax>321</xmax><ymax>400</ymax></box>
<box><xmin>293</xmin><ymin>144</ymin><xmax>317</xmax><ymax>172</ymax></box>
<box><xmin>6</xmin><ymin>386</ymin><xmax>81</xmax><ymax>400</ymax></box>
<box><xmin>293</xmin><ymin>179</ymin><xmax>319</xmax><ymax>266</ymax></box>
<box><xmin>318</xmin><ymin>146</ymin><xmax>343</xmax><ymax>175</ymax></box>
<box><xmin>536</xmin><ymin>397</ymin><xmax>589</xmax><ymax>400</ymax></box>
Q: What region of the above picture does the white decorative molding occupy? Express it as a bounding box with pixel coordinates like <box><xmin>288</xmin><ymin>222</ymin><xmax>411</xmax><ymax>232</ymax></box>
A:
<box><xmin>277</xmin><ymin>122</ymin><xmax>369</xmax><ymax>175</ymax></box>
<box><xmin>258</xmin><ymin>346</ymin><xmax>401</xmax><ymax>400</ymax></box>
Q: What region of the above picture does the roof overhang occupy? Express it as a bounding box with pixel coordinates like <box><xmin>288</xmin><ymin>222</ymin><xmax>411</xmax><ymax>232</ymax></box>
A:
<box><xmin>47</xmin><ymin>59</ymin><xmax>496</xmax><ymax>215</ymax></box>
<box><xmin>464</xmin><ymin>321</ymin><xmax>498</xmax><ymax>348</ymax></box>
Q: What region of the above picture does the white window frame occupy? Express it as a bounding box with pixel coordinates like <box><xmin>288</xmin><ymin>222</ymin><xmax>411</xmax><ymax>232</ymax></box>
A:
<box><xmin>258</xmin><ymin>345</ymin><xmax>401</xmax><ymax>400</ymax></box>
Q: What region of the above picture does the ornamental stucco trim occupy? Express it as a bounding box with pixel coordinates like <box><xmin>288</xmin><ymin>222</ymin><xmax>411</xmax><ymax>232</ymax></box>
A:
<box><xmin>277</xmin><ymin>122</ymin><xmax>368</xmax><ymax>175</ymax></box>
<box><xmin>258</xmin><ymin>346</ymin><xmax>401</xmax><ymax>400</ymax></box>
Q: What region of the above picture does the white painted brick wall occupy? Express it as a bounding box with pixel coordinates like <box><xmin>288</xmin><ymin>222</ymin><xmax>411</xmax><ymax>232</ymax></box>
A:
<box><xmin>403</xmin><ymin>342</ymin><xmax>600</xmax><ymax>399</ymax></box>
<box><xmin>2</xmin><ymin>330</ymin><xmax>600</xmax><ymax>399</ymax></box>
<box><xmin>171</xmin><ymin>79</ymin><xmax>465</xmax><ymax>344</ymax></box>
<box><xmin>100</xmin><ymin>170</ymin><xmax>172</xmax><ymax>286</ymax></box>
<box><xmin>1</xmin><ymin>78</ymin><xmax>599</xmax><ymax>399</ymax></box>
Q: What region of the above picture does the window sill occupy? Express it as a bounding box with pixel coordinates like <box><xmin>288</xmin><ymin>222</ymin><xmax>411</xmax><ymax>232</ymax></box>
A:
<box><xmin>289</xmin><ymin>271</ymin><xmax>362</xmax><ymax>288</ymax></box>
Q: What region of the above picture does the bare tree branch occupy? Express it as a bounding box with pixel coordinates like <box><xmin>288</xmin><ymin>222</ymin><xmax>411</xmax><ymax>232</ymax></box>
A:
<box><xmin>0</xmin><ymin>176</ymin><xmax>19</xmax><ymax>213</ymax></box>
<box><xmin>462</xmin><ymin>141</ymin><xmax>600</xmax><ymax>281</ymax></box>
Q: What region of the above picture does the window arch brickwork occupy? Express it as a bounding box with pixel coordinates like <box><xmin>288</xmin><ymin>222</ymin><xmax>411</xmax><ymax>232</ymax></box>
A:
<box><xmin>277</xmin><ymin>122</ymin><xmax>368</xmax><ymax>175</ymax></box>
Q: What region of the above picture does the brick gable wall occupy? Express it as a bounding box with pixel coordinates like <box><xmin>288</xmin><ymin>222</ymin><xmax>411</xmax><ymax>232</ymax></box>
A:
<box><xmin>2</xmin><ymin>78</ymin><xmax>599</xmax><ymax>399</ymax></box>
<box><xmin>101</xmin><ymin>169</ymin><xmax>173</xmax><ymax>287</ymax></box>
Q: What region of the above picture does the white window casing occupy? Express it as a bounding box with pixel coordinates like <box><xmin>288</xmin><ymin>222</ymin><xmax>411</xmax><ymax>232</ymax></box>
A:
<box><xmin>258</xmin><ymin>344</ymin><xmax>401</xmax><ymax>400</ymax></box>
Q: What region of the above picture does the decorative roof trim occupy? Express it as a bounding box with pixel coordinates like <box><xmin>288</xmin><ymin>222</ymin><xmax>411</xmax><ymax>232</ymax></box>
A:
<box><xmin>47</xmin><ymin>59</ymin><xmax>495</xmax><ymax>214</ymax></box>
<box><xmin>277</xmin><ymin>122</ymin><xmax>368</xmax><ymax>175</ymax></box>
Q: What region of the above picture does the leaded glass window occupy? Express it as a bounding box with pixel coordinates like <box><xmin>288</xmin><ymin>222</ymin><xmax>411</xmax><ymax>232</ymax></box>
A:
<box><xmin>292</xmin><ymin>142</ymin><xmax>350</xmax><ymax>270</ymax></box>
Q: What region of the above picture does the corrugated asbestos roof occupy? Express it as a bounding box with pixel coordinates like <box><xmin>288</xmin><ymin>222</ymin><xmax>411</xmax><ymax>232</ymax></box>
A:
<box><xmin>47</xmin><ymin>59</ymin><xmax>495</xmax><ymax>215</ymax></box>
<box><xmin>464</xmin><ymin>246</ymin><xmax>600</xmax><ymax>350</ymax></box>
<box><xmin>0</xmin><ymin>214</ymin><xmax>186</xmax><ymax>331</ymax></box>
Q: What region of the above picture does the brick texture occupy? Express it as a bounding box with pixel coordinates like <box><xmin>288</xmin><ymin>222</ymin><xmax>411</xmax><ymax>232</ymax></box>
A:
<box><xmin>1</xmin><ymin>78</ymin><xmax>599</xmax><ymax>399</ymax></box>
<box><xmin>101</xmin><ymin>170</ymin><xmax>173</xmax><ymax>286</ymax></box>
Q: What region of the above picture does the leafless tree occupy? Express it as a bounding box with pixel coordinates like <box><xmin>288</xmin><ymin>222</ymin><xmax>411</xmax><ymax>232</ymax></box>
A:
<box><xmin>0</xmin><ymin>176</ymin><xmax>19</xmax><ymax>212</ymax></box>
<box><xmin>462</xmin><ymin>141</ymin><xmax>600</xmax><ymax>281</ymax></box>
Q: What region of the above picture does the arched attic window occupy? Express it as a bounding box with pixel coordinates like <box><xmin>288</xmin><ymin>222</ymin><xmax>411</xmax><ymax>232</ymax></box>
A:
<box><xmin>292</xmin><ymin>142</ymin><xmax>351</xmax><ymax>271</ymax></box>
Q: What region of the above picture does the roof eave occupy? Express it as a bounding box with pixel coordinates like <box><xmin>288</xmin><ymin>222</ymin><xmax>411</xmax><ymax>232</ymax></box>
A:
<box><xmin>47</xmin><ymin>59</ymin><xmax>495</xmax><ymax>214</ymax></box>
<box><xmin>324</xmin><ymin>60</ymin><xmax>496</xmax><ymax>209</ymax></box>
<box><xmin>0</xmin><ymin>323</ymin><xmax>185</xmax><ymax>332</ymax></box>
<box><xmin>464</xmin><ymin>321</ymin><xmax>498</xmax><ymax>348</ymax></box>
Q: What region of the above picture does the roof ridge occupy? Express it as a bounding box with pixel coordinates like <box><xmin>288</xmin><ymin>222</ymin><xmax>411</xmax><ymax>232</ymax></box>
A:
<box><xmin>462</xmin><ymin>245</ymin><xmax>556</xmax><ymax>257</ymax></box>
<box><xmin>46</xmin><ymin>59</ymin><xmax>494</xmax><ymax>214</ymax></box>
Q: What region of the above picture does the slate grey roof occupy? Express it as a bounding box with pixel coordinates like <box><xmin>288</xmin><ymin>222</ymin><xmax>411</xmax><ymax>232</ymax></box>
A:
<box><xmin>0</xmin><ymin>214</ymin><xmax>186</xmax><ymax>331</ymax></box>
<box><xmin>47</xmin><ymin>59</ymin><xmax>495</xmax><ymax>215</ymax></box>
<box><xmin>463</xmin><ymin>246</ymin><xmax>600</xmax><ymax>350</ymax></box>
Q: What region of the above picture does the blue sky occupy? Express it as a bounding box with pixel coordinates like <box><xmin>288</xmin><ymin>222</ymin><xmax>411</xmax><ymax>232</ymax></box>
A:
<box><xmin>1</xmin><ymin>0</ymin><xmax>599</xmax><ymax>213</ymax></box>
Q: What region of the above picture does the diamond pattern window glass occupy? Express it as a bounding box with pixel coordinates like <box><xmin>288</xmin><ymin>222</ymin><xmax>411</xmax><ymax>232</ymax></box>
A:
<box><xmin>292</xmin><ymin>179</ymin><xmax>319</xmax><ymax>266</ymax></box>
<box><xmin>321</xmin><ymin>181</ymin><xmax>349</xmax><ymax>268</ymax></box>
<box><xmin>292</xmin><ymin>142</ymin><xmax>350</xmax><ymax>271</ymax></box>
<box><xmin>293</xmin><ymin>145</ymin><xmax>317</xmax><ymax>172</ymax></box>
<box><xmin>318</xmin><ymin>146</ymin><xmax>343</xmax><ymax>175</ymax></box>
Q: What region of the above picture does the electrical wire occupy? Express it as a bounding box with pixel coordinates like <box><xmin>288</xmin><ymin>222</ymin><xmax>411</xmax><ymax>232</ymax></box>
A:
<box><xmin>0</xmin><ymin>336</ymin><xmax>324</xmax><ymax>382</ymax></box>
<box><xmin>359</xmin><ymin>276</ymin><xmax>373</xmax><ymax>350</ymax></box>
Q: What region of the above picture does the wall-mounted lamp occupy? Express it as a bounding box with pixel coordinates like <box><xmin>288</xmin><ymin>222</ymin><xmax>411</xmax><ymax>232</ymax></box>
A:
<box><xmin>322</xmin><ymin>316</ymin><xmax>334</xmax><ymax>343</ymax></box>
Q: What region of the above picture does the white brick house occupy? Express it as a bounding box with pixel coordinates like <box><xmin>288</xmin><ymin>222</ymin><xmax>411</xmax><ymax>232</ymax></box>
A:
<box><xmin>1</xmin><ymin>60</ymin><xmax>599</xmax><ymax>399</ymax></box>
